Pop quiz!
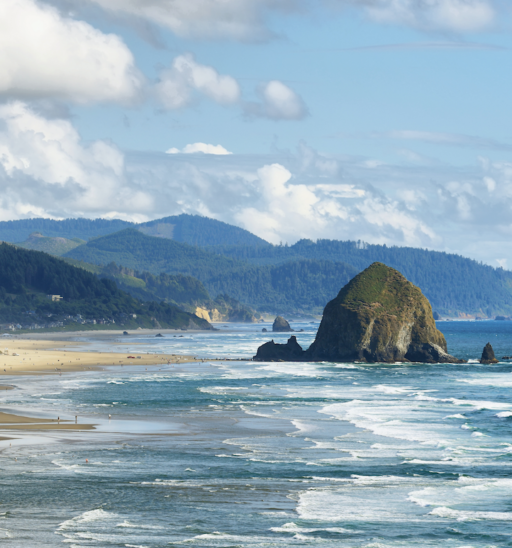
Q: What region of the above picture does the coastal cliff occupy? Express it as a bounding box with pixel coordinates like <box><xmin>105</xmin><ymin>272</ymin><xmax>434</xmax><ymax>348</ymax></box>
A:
<box><xmin>254</xmin><ymin>262</ymin><xmax>463</xmax><ymax>364</ymax></box>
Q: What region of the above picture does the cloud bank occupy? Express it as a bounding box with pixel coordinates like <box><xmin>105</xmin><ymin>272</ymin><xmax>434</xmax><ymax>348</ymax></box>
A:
<box><xmin>80</xmin><ymin>0</ymin><xmax>502</xmax><ymax>39</ymax></box>
<box><xmin>1</xmin><ymin>102</ymin><xmax>512</xmax><ymax>268</ymax></box>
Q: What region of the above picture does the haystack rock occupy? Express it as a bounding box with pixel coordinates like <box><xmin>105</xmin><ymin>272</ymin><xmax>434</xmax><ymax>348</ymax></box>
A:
<box><xmin>272</xmin><ymin>316</ymin><xmax>294</xmax><ymax>332</ymax></box>
<box><xmin>480</xmin><ymin>342</ymin><xmax>499</xmax><ymax>364</ymax></box>
<box><xmin>254</xmin><ymin>262</ymin><xmax>464</xmax><ymax>364</ymax></box>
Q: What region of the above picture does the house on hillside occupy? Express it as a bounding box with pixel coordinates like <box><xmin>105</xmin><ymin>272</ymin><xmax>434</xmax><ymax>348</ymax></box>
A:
<box><xmin>47</xmin><ymin>295</ymin><xmax>63</xmax><ymax>302</ymax></box>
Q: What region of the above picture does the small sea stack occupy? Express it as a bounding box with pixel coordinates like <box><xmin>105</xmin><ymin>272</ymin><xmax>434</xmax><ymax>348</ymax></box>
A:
<box><xmin>254</xmin><ymin>336</ymin><xmax>304</xmax><ymax>362</ymax></box>
<box><xmin>272</xmin><ymin>316</ymin><xmax>294</xmax><ymax>332</ymax></box>
<box><xmin>480</xmin><ymin>343</ymin><xmax>499</xmax><ymax>364</ymax></box>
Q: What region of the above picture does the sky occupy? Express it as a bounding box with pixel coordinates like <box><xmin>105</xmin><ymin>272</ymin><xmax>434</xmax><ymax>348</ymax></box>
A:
<box><xmin>1</xmin><ymin>0</ymin><xmax>512</xmax><ymax>268</ymax></box>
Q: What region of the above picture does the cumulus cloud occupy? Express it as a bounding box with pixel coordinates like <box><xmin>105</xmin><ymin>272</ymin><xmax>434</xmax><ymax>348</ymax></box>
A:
<box><xmin>244</xmin><ymin>80</ymin><xmax>308</xmax><ymax>120</ymax></box>
<box><xmin>0</xmin><ymin>102</ymin><xmax>150</xmax><ymax>219</ymax></box>
<box><xmin>155</xmin><ymin>56</ymin><xmax>308</xmax><ymax>120</ymax></box>
<box><xmin>155</xmin><ymin>54</ymin><xmax>240</xmax><ymax>109</ymax></box>
<box><xmin>0</xmin><ymin>0</ymin><xmax>143</xmax><ymax>104</ymax></box>
<box><xmin>166</xmin><ymin>143</ymin><xmax>233</xmax><ymax>155</ymax></box>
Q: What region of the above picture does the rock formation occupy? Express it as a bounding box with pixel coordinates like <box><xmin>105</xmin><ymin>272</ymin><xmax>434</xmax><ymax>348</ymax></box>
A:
<box><xmin>254</xmin><ymin>262</ymin><xmax>464</xmax><ymax>364</ymax></box>
<box><xmin>480</xmin><ymin>342</ymin><xmax>499</xmax><ymax>364</ymax></box>
<box><xmin>272</xmin><ymin>316</ymin><xmax>294</xmax><ymax>332</ymax></box>
<box><xmin>254</xmin><ymin>336</ymin><xmax>304</xmax><ymax>362</ymax></box>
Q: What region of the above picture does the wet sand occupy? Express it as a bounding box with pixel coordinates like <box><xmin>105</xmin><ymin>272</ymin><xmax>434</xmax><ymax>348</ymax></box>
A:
<box><xmin>0</xmin><ymin>411</ymin><xmax>95</xmax><ymax>430</ymax></box>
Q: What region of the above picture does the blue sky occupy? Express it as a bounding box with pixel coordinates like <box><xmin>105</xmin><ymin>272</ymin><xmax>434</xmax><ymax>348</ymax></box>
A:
<box><xmin>1</xmin><ymin>0</ymin><xmax>512</xmax><ymax>268</ymax></box>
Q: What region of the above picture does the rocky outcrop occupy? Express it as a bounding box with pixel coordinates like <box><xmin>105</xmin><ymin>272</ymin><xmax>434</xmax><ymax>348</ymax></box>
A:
<box><xmin>254</xmin><ymin>262</ymin><xmax>464</xmax><ymax>364</ymax></box>
<box><xmin>480</xmin><ymin>343</ymin><xmax>499</xmax><ymax>364</ymax></box>
<box><xmin>273</xmin><ymin>316</ymin><xmax>294</xmax><ymax>332</ymax></box>
<box><xmin>254</xmin><ymin>336</ymin><xmax>304</xmax><ymax>361</ymax></box>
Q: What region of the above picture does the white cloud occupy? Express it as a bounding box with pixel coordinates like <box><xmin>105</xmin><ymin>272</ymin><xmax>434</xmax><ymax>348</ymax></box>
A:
<box><xmin>245</xmin><ymin>80</ymin><xmax>308</xmax><ymax>120</ymax></box>
<box><xmin>83</xmin><ymin>0</ymin><xmax>297</xmax><ymax>41</ymax></box>
<box><xmin>0</xmin><ymin>102</ymin><xmax>150</xmax><ymax>218</ymax></box>
<box><xmin>355</xmin><ymin>0</ymin><xmax>496</xmax><ymax>33</ymax></box>
<box><xmin>166</xmin><ymin>143</ymin><xmax>233</xmax><ymax>155</ymax></box>
<box><xmin>0</xmin><ymin>0</ymin><xmax>143</xmax><ymax>104</ymax></box>
<box><xmin>155</xmin><ymin>57</ymin><xmax>308</xmax><ymax>120</ymax></box>
<box><xmin>80</xmin><ymin>0</ymin><xmax>500</xmax><ymax>38</ymax></box>
<box><xmin>155</xmin><ymin>54</ymin><xmax>240</xmax><ymax>110</ymax></box>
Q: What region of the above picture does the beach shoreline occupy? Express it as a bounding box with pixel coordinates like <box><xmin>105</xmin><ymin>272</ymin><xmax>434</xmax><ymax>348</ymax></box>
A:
<box><xmin>0</xmin><ymin>331</ymin><xmax>232</xmax><ymax>433</ymax></box>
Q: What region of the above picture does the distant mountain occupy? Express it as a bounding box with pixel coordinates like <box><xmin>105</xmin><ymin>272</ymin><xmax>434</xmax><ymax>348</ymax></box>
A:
<box><xmin>0</xmin><ymin>243</ymin><xmax>211</xmax><ymax>331</ymax></box>
<box><xmin>63</xmin><ymin>229</ymin><xmax>359</xmax><ymax>314</ymax></box>
<box><xmin>17</xmin><ymin>232</ymin><xmax>85</xmax><ymax>256</ymax></box>
<box><xmin>209</xmin><ymin>239</ymin><xmax>512</xmax><ymax>317</ymax></box>
<box><xmin>6</xmin><ymin>215</ymin><xmax>512</xmax><ymax>316</ymax></box>
<box><xmin>0</xmin><ymin>214</ymin><xmax>268</xmax><ymax>247</ymax></box>
<box><xmin>0</xmin><ymin>218</ymin><xmax>133</xmax><ymax>243</ymax></box>
<box><xmin>139</xmin><ymin>214</ymin><xmax>270</xmax><ymax>247</ymax></box>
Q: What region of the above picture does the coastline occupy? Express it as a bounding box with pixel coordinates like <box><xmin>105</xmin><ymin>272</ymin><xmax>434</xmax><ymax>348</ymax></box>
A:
<box><xmin>0</xmin><ymin>336</ymin><xmax>198</xmax><ymax>375</ymax></box>
<box><xmin>0</xmin><ymin>331</ymin><xmax>217</xmax><ymax>434</ymax></box>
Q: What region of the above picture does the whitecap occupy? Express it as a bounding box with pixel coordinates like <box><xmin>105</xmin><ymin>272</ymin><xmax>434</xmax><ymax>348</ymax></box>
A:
<box><xmin>430</xmin><ymin>506</ymin><xmax>512</xmax><ymax>521</ymax></box>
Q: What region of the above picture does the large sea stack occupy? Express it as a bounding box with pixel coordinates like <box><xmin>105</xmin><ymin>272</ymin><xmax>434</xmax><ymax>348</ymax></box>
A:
<box><xmin>254</xmin><ymin>262</ymin><xmax>463</xmax><ymax>364</ymax></box>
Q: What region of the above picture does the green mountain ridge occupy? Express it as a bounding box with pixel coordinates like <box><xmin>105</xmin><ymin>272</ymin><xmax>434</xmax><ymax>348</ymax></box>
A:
<box><xmin>207</xmin><ymin>239</ymin><xmax>512</xmax><ymax>317</ymax></box>
<box><xmin>3</xmin><ymin>214</ymin><xmax>512</xmax><ymax>316</ymax></box>
<box><xmin>62</xmin><ymin>230</ymin><xmax>365</xmax><ymax>314</ymax></box>
<box><xmin>0</xmin><ymin>243</ymin><xmax>212</xmax><ymax>331</ymax></box>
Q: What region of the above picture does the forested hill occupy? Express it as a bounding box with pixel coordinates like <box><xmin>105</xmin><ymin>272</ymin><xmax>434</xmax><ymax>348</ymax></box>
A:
<box><xmin>6</xmin><ymin>215</ymin><xmax>512</xmax><ymax>316</ymax></box>
<box><xmin>208</xmin><ymin>239</ymin><xmax>512</xmax><ymax>316</ymax></box>
<box><xmin>64</xmin><ymin>230</ymin><xmax>359</xmax><ymax>313</ymax></box>
<box><xmin>0</xmin><ymin>218</ymin><xmax>133</xmax><ymax>243</ymax></box>
<box><xmin>0</xmin><ymin>243</ymin><xmax>211</xmax><ymax>330</ymax></box>
<box><xmin>65</xmin><ymin>229</ymin><xmax>240</xmax><ymax>279</ymax></box>
<box><xmin>139</xmin><ymin>214</ymin><xmax>270</xmax><ymax>247</ymax></box>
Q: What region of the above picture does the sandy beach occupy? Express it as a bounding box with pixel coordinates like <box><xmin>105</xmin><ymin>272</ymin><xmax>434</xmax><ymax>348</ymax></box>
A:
<box><xmin>0</xmin><ymin>329</ymin><xmax>211</xmax><ymax>432</ymax></box>
<box><xmin>0</xmin><ymin>336</ymin><xmax>196</xmax><ymax>375</ymax></box>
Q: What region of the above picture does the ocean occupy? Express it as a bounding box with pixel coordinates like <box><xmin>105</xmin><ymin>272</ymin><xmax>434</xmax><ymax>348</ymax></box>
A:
<box><xmin>1</xmin><ymin>320</ymin><xmax>512</xmax><ymax>547</ymax></box>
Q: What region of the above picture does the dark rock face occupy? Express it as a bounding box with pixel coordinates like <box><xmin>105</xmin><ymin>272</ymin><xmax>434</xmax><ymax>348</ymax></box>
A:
<box><xmin>254</xmin><ymin>262</ymin><xmax>464</xmax><ymax>364</ymax></box>
<box><xmin>253</xmin><ymin>336</ymin><xmax>304</xmax><ymax>362</ymax></box>
<box><xmin>480</xmin><ymin>342</ymin><xmax>499</xmax><ymax>364</ymax></box>
<box><xmin>155</xmin><ymin>333</ymin><xmax>164</xmax><ymax>337</ymax></box>
<box><xmin>272</xmin><ymin>316</ymin><xmax>294</xmax><ymax>332</ymax></box>
<box><xmin>262</xmin><ymin>328</ymin><xmax>268</xmax><ymax>332</ymax></box>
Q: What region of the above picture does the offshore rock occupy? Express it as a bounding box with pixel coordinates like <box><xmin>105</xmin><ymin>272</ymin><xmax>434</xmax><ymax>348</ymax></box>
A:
<box><xmin>272</xmin><ymin>316</ymin><xmax>294</xmax><ymax>332</ymax></box>
<box><xmin>480</xmin><ymin>342</ymin><xmax>499</xmax><ymax>364</ymax></box>
<box><xmin>254</xmin><ymin>262</ymin><xmax>464</xmax><ymax>364</ymax></box>
<box><xmin>253</xmin><ymin>336</ymin><xmax>304</xmax><ymax>362</ymax></box>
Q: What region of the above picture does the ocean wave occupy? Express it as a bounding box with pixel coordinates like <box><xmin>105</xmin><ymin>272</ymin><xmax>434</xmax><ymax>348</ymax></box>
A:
<box><xmin>430</xmin><ymin>506</ymin><xmax>512</xmax><ymax>521</ymax></box>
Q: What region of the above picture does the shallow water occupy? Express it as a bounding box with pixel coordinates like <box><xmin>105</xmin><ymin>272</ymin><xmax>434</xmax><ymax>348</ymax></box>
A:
<box><xmin>1</xmin><ymin>320</ymin><xmax>512</xmax><ymax>547</ymax></box>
